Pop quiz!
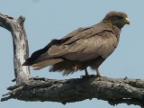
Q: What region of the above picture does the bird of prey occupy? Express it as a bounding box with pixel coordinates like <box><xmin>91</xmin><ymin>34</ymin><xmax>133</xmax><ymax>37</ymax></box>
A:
<box><xmin>23</xmin><ymin>11</ymin><xmax>130</xmax><ymax>77</ymax></box>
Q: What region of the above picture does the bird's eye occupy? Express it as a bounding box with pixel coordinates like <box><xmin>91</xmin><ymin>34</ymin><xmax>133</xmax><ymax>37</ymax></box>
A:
<box><xmin>117</xmin><ymin>16</ymin><xmax>123</xmax><ymax>19</ymax></box>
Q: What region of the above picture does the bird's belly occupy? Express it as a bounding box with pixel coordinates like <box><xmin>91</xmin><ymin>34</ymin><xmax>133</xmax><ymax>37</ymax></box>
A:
<box><xmin>78</xmin><ymin>56</ymin><xmax>105</xmax><ymax>69</ymax></box>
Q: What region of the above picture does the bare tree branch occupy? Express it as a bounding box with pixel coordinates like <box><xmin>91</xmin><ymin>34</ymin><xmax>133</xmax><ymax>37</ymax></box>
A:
<box><xmin>0</xmin><ymin>12</ymin><xmax>144</xmax><ymax>107</ymax></box>
<box><xmin>1</xmin><ymin>76</ymin><xmax>144</xmax><ymax>107</ymax></box>
<box><xmin>0</xmin><ymin>13</ymin><xmax>31</xmax><ymax>84</ymax></box>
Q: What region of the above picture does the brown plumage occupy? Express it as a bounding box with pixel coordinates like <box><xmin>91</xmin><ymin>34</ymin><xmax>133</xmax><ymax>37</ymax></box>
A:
<box><xmin>23</xmin><ymin>11</ymin><xmax>130</xmax><ymax>76</ymax></box>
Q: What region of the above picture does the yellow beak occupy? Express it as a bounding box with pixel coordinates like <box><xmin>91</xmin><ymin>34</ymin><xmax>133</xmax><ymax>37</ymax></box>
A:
<box><xmin>124</xmin><ymin>17</ymin><xmax>130</xmax><ymax>24</ymax></box>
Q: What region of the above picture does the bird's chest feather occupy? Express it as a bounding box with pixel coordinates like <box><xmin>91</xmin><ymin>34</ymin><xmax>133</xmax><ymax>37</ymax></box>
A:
<box><xmin>86</xmin><ymin>31</ymin><xmax>119</xmax><ymax>59</ymax></box>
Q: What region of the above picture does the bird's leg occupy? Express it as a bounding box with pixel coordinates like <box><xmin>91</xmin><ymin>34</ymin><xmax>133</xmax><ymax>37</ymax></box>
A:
<box><xmin>85</xmin><ymin>68</ymin><xmax>89</xmax><ymax>76</ymax></box>
<box><xmin>96</xmin><ymin>68</ymin><xmax>101</xmax><ymax>77</ymax></box>
<box><xmin>81</xmin><ymin>68</ymin><xmax>89</xmax><ymax>78</ymax></box>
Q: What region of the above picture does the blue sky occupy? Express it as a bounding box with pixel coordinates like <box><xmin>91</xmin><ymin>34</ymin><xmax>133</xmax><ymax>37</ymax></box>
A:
<box><xmin>0</xmin><ymin>1</ymin><xmax>143</xmax><ymax>108</ymax></box>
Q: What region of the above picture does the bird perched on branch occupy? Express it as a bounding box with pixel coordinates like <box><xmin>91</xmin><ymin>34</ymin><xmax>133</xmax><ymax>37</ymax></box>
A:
<box><xmin>23</xmin><ymin>11</ymin><xmax>130</xmax><ymax>77</ymax></box>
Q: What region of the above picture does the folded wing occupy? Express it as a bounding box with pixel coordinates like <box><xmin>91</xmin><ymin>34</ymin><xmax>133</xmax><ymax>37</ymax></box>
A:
<box><xmin>23</xmin><ymin>24</ymin><xmax>118</xmax><ymax>70</ymax></box>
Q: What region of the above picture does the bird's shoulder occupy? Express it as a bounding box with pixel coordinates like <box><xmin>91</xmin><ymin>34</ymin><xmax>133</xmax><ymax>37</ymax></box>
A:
<box><xmin>60</xmin><ymin>22</ymin><xmax>116</xmax><ymax>45</ymax></box>
<box><xmin>44</xmin><ymin>22</ymin><xmax>119</xmax><ymax>49</ymax></box>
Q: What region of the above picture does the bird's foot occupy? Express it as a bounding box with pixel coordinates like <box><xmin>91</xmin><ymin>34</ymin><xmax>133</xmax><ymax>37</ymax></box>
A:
<box><xmin>81</xmin><ymin>74</ymin><xmax>106</xmax><ymax>79</ymax></box>
<box><xmin>90</xmin><ymin>74</ymin><xmax>102</xmax><ymax>78</ymax></box>
<box><xmin>95</xmin><ymin>74</ymin><xmax>107</xmax><ymax>78</ymax></box>
<box><xmin>80</xmin><ymin>74</ymin><xmax>90</xmax><ymax>78</ymax></box>
<box><xmin>95</xmin><ymin>74</ymin><xmax>101</xmax><ymax>77</ymax></box>
<box><xmin>81</xmin><ymin>74</ymin><xmax>101</xmax><ymax>78</ymax></box>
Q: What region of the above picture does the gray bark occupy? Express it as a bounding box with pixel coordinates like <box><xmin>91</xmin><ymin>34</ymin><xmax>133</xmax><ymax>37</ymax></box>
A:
<box><xmin>0</xmin><ymin>13</ymin><xmax>31</xmax><ymax>84</ymax></box>
<box><xmin>0</xmin><ymin>13</ymin><xmax>144</xmax><ymax>107</ymax></box>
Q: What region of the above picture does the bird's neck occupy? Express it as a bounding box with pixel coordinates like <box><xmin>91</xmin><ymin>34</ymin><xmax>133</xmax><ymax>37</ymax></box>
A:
<box><xmin>112</xmin><ymin>25</ymin><xmax>121</xmax><ymax>41</ymax></box>
<box><xmin>102</xmin><ymin>20</ymin><xmax>121</xmax><ymax>34</ymax></box>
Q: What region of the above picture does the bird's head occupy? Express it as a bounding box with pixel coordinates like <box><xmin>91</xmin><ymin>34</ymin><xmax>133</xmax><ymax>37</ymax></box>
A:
<box><xmin>103</xmin><ymin>11</ymin><xmax>130</xmax><ymax>29</ymax></box>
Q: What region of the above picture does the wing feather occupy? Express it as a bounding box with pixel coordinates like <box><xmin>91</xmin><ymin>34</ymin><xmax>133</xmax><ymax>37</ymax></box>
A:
<box><xmin>63</xmin><ymin>31</ymin><xmax>118</xmax><ymax>61</ymax></box>
<box><xmin>61</xmin><ymin>23</ymin><xmax>112</xmax><ymax>45</ymax></box>
<box><xmin>23</xmin><ymin>22</ymin><xmax>117</xmax><ymax>67</ymax></box>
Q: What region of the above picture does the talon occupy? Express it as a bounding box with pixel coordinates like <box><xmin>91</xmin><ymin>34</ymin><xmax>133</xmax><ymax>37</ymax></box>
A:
<box><xmin>96</xmin><ymin>68</ymin><xmax>101</xmax><ymax>77</ymax></box>
<box><xmin>85</xmin><ymin>68</ymin><xmax>89</xmax><ymax>76</ymax></box>
<box><xmin>80</xmin><ymin>69</ymin><xmax>90</xmax><ymax>78</ymax></box>
<box><xmin>81</xmin><ymin>75</ymin><xmax>88</xmax><ymax>78</ymax></box>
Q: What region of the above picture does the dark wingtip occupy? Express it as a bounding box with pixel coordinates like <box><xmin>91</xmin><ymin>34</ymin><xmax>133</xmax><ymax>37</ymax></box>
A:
<box><xmin>22</xmin><ymin>58</ymin><xmax>32</xmax><ymax>66</ymax></box>
<box><xmin>22</xmin><ymin>61</ymin><xmax>27</xmax><ymax>66</ymax></box>
<box><xmin>22</xmin><ymin>61</ymin><xmax>28</xmax><ymax>66</ymax></box>
<box><xmin>23</xmin><ymin>44</ymin><xmax>49</xmax><ymax>66</ymax></box>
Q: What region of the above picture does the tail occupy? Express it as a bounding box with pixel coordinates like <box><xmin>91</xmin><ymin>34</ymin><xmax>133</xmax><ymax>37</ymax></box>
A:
<box><xmin>23</xmin><ymin>54</ymin><xmax>63</xmax><ymax>70</ymax></box>
<box><xmin>23</xmin><ymin>45</ymin><xmax>49</xmax><ymax>66</ymax></box>
<box><xmin>22</xmin><ymin>46</ymin><xmax>63</xmax><ymax>69</ymax></box>
<box><xmin>23</xmin><ymin>50</ymin><xmax>63</xmax><ymax>70</ymax></box>
<box><xmin>32</xmin><ymin>58</ymin><xmax>63</xmax><ymax>70</ymax></box>
<box><xmin>23</xmin><ymin>39</ymin><xmax>66</xmax><ymax>69</ymax></box>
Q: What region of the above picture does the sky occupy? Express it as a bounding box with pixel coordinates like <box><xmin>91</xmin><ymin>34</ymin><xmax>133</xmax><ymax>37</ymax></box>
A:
<box><xmin>0</xmin><ymin>0</ymin><xmax>144</xmax><ymax>108</ymax></box>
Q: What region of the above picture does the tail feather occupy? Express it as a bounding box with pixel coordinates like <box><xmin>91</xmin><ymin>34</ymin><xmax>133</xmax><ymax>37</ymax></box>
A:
<box><xmin>23</xmin><ymin>53</ymin><xmax>52</xmax><ymax>66</ymax></box>
<box><xmin>32</xmin><ymin>58</ymin><xmax>63</xmax><ymax>70</ymax></box>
